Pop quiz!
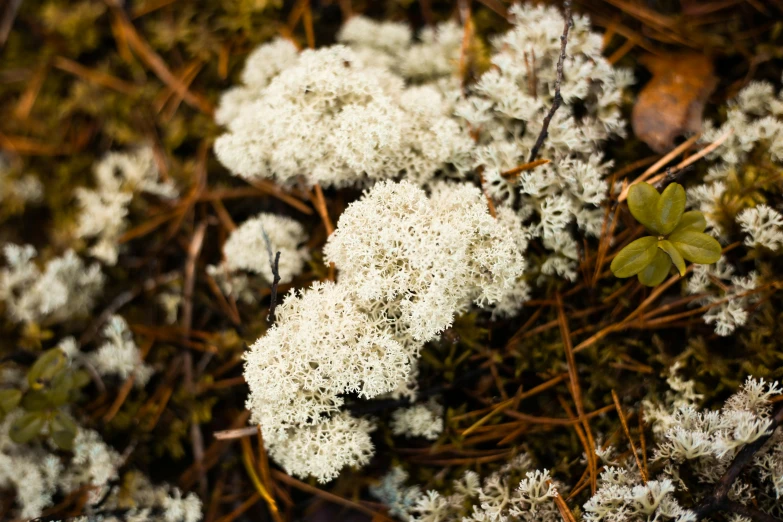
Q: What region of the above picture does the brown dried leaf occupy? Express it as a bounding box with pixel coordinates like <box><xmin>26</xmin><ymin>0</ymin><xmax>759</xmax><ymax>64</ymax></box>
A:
<box><xmin>632</xmin><ymin>53</ymin><xmax>717</xmax><ymax>153</ymax></box>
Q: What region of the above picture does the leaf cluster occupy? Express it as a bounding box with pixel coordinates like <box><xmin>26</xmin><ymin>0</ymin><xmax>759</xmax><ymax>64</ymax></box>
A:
<box><xmin>1</xmin><ymin>348</ymin><xmax>89</xmax><ymax>450</ymax></box>
<box><xmin>611</xmin><ymin>182</ymin><xmax>721</xmax><ymax>286</ymax></box>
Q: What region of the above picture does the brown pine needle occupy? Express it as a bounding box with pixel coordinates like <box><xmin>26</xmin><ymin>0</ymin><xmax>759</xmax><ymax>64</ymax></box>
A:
<box><xmin>611</xmin><ymin>390</ymin><xmax>647</xmax><ymax>482</ymax></box>
<box><xmin>131</xmin><ymin>0</ymin><xmax>179</xmax><ymax>18</ymax></box>
<box><xmin>500</xmin><ymin>158</ymin><xmax>551</xmax><ymax>179</ymax></box>
<box><xmin>549</xmin><ymin>481</ymin><xmax>579</xmax><ymax>522</ymax></box>
<box><xmin>458</xmin><ymin>0</ymin><xmax>473</xmax><ymax>87</ymax></box>
<box><xmin>214</xmin><ymin>493</ymin><xmax>261</xmax><ymax>522</ymax></box>
<box><xmin>14</xmin><ymin>61</ymin><xmax>48</xmax><ymax>120</ymax></box>
<box><xmin>644</xmin><ymin>129</ymin><xmax>734</xmax><ymax>188</ymax></box>
<box><xmin>639</xmin><ymin>409</ymin><xmax>649</xmax><ymax>479</ymax></box>
<box><xmin>0</xmin><ymin>132</ymin><xmax>67</xmax><ymax>155</ymax></box>
<box><xmin>256</xmin><ymin>426</ymin><xmax>275</xmax><ymax>501</ymax></box>
<box><xmin>272</xmin><ymin>470</ymin><xmax>395</xmax><ymax>522</ymax></box>
<box><xmin>240</xmin><ymin>437</ymin><xmax>282</xmax><ymax>522</ymax></box>
<box><xmin>618</xmin><ymin>133</ymin><xmax>701</xmax><ymax>201</ymax></box>
<box><xmin>303</xmin><ymin>0</ymin><xmax>315</xmax><ymax>49</ymax></box>
<box><xmin>557</xmin><ymin>292</ymin><xmax>597</xmax><ymax>493</ymax></box>
<box><xmin>311</xmin><ymin>183</ymin><xmax>336</xmax><ymax>280</ymax></box>
<box><xmin>461</xmin><ymin>397</ymin><xmax>516</xmax><ymax>436</ymax></box>
<box><xmin>53</xmin><ymin>56</ymin><xmax>136</xmax><ymax>95</ymax></box>
<box><xmin>243</xmin><ymin>178</ymin><xmax>313</xmax><ymax>214</ymax></box>
<box><xmin>479</xmin><ymin>173</ymin><xmax>498</xmax><ymax>218</ymax></box>
<box><xmin>311</xmin><ymin>183</ymin><xmax>335</xmax><ymax>235</ymax></box>
<box><xmin>607</xmin><ymin>38</ymin><xmax>635</xmax><ymax>64</ymax></box>
<box><xmin>287</xmin><ymin>0</ymin><xmax>309</xmax><ymax>28</ymax></box>
<box><xmin>104</xmin><ymin>0</ymin><xmax>214</xmax><ymax>115</ymax></box>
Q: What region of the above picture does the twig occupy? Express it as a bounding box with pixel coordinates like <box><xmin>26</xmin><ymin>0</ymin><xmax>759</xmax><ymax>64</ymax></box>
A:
<box><xmin>528</xmin><ymin>0</ymin><xmax>572</xmax><ymax>162</ymax></box>
<box><xmin>182</xmin><ymin>221</ymin><xmax>208</xmax><ymax>498</ymax></box>
<box><xmin>692</xmin><ymin>403</ymin><xmax>783</xmax><ymax>522</ymax></box>
<box><xmin>261</xmin><ymin>229</ymin><xmax>282</xmax><ymax>324</ymax></box>
<box><xmin>213</xmin><ymin>426</ymin><xmax>259</xmax><ymax>440</ymax></box>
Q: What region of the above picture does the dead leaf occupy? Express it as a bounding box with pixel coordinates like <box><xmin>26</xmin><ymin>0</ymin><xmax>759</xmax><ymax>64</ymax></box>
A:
<box><xmin>632</xmin><ymin>53</ymin><xmax>717</xmax><ymax>153</ymax></box>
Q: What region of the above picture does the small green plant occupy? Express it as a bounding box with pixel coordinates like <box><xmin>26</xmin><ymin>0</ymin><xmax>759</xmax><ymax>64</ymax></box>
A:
<box><xmin>611</xmin><ymin>182</ymin><xmax>722</xmax><ymax>286</ymax></box>
<box><xmin>2</xmin><ymin>348</ymin><xmax>90</xmax><ymax>450</ymax></box>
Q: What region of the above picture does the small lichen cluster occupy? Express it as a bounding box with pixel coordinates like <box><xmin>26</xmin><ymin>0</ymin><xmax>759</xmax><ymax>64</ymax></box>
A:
<box><xmin>0</xmin><ymin>244</ymin><xmax>104</xmax><ymax>325</ymax></box>
<box><xmin>75</xmin><ymin>146</ymin><xmax>178</xmax><ymax>265</ymax></box>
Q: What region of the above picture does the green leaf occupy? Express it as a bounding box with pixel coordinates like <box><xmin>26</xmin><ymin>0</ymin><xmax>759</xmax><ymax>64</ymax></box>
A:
<box><xmin>21</xmin><ymin>390</ymin><xmax>52</xmax><ymax>412</ymax></box>
<box><xmin>669</xmin><ymin>230</ymin><xmax>722</xmax><ymax>264</ymax></box>
<box><xmin>671</xmin><ymin>210</ymin><xmax>707</xmax><ymax>234</ymax></box>
<box><xmin>655</xmin><ymin>183</ymin><xmax>686</xmax><ymax>235</ymax></box>
<box><xmin>637</xmin><ymin>250</ymin><xmax>672</xmax><ymax>286</ymax></box>
<box><xmin>50</xmin><ymin>411</ymin><xmax>77</xmax><ymax>451</ymax></box>
<box><xmin>658</xmin><ymin>240</ymin><xmax>686</xmax><ymax>276</ymax></box>
<box><xmin>610</xmin><ymin>236</ymin><xmax>659</xmax><ymax>278</ymax></box>
<box><xmin>9</xmin><ymin>411</ymin><xmax>46</xmax><ymax>444</ymax></box>
<box><xmin>0</xmin><ymin>389</ymin><xmax>22</xmax><ymax>414</ymax></box>
<box><xmin>28</xmin><ymin>348</ymin><xmax>67</xmax><ymax>390</ymax></box>
<box><xmin>72</xmin><ymin>370</ymin><xmax>91</xmax><ymax>389</ymax></box>
<box><xmin>627</xmin><ymin>182</ymin><xmax>661</xmax><ymax>234</ymax></box>
<box><xmin>49</xmin><ymin>371</ymin><xmax>75</xmax><ymax>407</ymax></box>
